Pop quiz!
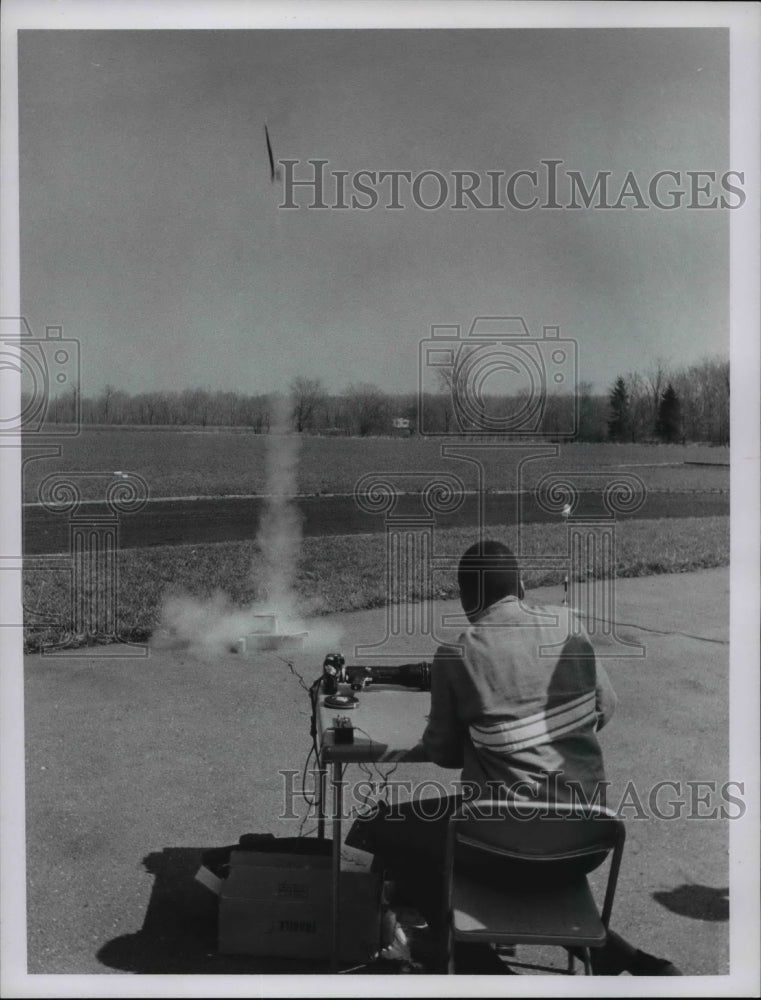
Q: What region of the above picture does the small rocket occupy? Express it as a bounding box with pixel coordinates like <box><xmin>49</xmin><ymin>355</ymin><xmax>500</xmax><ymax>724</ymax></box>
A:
<box><xmin>264</xmin><ymin>122</ymin><xmax>277</xmax><ymax>182</ymax></box>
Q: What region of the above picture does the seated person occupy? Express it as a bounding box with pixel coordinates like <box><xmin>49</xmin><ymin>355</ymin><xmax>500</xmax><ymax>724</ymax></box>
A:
<box><xmin>347</xmin><ymin>539</ymin><xmax>681</xmax><ymax>975</ymax></box>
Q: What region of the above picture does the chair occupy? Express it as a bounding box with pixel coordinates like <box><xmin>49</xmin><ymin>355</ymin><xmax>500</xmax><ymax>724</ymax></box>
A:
<box><xmin>443</xmin><ymin>799</ymin><xmax>626</xmax><ymax>975</ymax></box>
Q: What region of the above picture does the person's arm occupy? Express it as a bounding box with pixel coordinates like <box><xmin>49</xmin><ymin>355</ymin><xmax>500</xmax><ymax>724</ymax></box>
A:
<box><xmin>564</xmin><ymin>622</ymin><xmax>617</xmax><ymax>731</ymax></box>
<box><xmin>422</xmin><ymin>646</ymin><xmax>467</xmax><ymax>768</ymax></box>
<box><xmin>595</xmin><ymin>662</ymin><xmax>618</xmax><ymax>731</ymax></box>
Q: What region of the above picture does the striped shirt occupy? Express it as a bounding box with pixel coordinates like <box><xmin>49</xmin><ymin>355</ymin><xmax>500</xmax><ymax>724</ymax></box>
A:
<box><xmin>422</xmin><ymin>596</ymin><xmax>617</xmax><ymax>807</ymax></box>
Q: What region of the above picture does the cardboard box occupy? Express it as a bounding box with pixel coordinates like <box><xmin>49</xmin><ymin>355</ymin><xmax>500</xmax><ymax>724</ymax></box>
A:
<box><xmin>200</xmin><ymin>849</ymin><xmax>381</xmax><ymax>962</ymax></box>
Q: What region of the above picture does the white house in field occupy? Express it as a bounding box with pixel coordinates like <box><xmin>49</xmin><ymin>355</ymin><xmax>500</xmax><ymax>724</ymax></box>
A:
<box><xmin>392</xmin><ymin>416</ymin><xmax>412</xmax><ymax>436</ymax></box>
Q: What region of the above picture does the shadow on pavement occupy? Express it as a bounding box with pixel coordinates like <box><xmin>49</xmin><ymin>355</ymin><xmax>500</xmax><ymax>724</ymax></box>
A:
<box><xmin>96</xmin><ymin>847</ymin><xmax>324</xmax><ymax>974</ymax></box>
<box><xmin>652</xmin><ymin>884</ymin><xmax>729</xmax><ymax>922</ymax></box>
<box><xmin>95</xmin><ymin>846</ymin><xmax>504</xmax><ymax>976</ymax></box>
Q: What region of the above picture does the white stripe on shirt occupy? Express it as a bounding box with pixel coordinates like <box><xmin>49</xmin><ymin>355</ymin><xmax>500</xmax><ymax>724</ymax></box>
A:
<box><xmin>469</xmin><ymin>690</ymin><xmax>597</xmax><ymax>755</ymax></box>
<box><xmin>471</xmin><ymin>690</ymin><xmax>593</xmax><ymax>737</ymax></box>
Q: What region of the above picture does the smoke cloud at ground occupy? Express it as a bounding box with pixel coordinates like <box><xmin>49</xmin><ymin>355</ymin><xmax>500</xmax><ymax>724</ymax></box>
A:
<box><xmin>154</xmin><ymin>393</ymin><xmax>342</xmax><ymax>659</ymax></box>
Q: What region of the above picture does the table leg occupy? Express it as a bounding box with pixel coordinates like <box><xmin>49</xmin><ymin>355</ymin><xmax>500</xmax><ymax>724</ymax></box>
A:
<box><xmin>330</xmin><ymin>761</ymin><xmax>343</xmax><ymax>972</ymax></box>
<box><xmin>317</xmin><ymin>764</ymin><xmax>327</xmax><ymax>840</ymax></box>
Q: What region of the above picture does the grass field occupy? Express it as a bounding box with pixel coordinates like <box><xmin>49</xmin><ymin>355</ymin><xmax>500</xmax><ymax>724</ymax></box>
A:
<box><xmin>20</xmin><ymin>430</ymin><xmax>730</xmax><ymax>649</ymax></box>
<box><xmin>22</xmin><ymin>429</ymin><xmax>729</xmax><ymax>502</ymax></box>
<box><xmin>23</xmin><ymin>515</ymin><xmax>729</xmax><ymax>650</ymax></box>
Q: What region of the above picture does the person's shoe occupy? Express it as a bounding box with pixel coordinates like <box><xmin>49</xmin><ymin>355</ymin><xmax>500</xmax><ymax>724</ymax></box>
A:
<box><xmin>378</xmin><ymin>920</ymin><xmax>412</xmax><ymax>962</ymax></box>
<box><xmin>393</xmin><ymin>904</ymin><xmax>429</xmax><ymax>930</ymax></box>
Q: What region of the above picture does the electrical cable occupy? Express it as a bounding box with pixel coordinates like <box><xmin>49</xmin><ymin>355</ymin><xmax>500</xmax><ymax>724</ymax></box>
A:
<box><xmin>578</xmin><ymin>612</ymin><xmax>728</xmax><ymax>645</ymax></box>
<box><xmin>283</xmin><ymin>653</ymin><xmax>325</xmax><ymax>833</ymax></box>
<box><xmin>375</xmin><ymin>760</ymin><xmax>400</xmax><ymax>805</ymax></box>
<box><xmin>355</xmin><ymin>761</ymin><xmax>380</xmax><ymax>816</ymax></box>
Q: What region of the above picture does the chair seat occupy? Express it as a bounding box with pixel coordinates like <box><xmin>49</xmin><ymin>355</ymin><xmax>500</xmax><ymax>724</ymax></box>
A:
<box><xmin>453</xmin><ymin>875</ymin><xmax>607</xmax><ymax>946</ymax></box>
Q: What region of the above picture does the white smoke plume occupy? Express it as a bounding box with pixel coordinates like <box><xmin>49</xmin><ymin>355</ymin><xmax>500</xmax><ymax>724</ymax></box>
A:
<box><xmin>253</xmin><ymin>393</ymin><xmax>302</xmax><ymax>617</ymax></box>
<box><xmin>154</xmin><ymin>590</ymin><xmax>264</xmax><ymax>659</ymax></box>
<box><xmin>153</xmin><ymin>392</ymin><xmax>343</xmax><ymax>660</ymax></box>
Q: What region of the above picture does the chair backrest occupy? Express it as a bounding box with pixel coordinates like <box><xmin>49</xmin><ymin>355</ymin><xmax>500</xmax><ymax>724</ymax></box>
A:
<box><xmin>446</xmin><ymin>800</ymin><xmax>626</xmax><ymax>927</ymax></box>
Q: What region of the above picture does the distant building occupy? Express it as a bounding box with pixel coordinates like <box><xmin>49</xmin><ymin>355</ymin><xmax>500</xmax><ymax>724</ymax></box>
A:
<box><xmin>391</xmin><ymin>416</ymin><xmax>412</xmax><ymax>436</ymax></box>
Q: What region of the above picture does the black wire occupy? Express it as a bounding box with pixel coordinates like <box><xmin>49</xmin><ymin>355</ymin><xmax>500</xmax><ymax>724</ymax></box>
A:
<box><xmin>282</xmin><ymin>653</ymin><xmax>325</xmax><ymax>834</ymax></box>
<box><xmin>582</xmin><ymin>613</ymin><xmax>729</xmax><ymax>645</ymax></box>
<box><xmin>352</xmin><ymin>727</ymin><xmax>398</xmax><ymax>805</ymax></box>
<box><xmin>355</xmin><ymin>761</ymin><xmax>377</xmax><ymax>815</ymax></box>
<box><xmin>350</xmin><ymin>726</ymin><xmax>407</xmax><ymax>809</ymax></box>
<box><xmin>376</xmin><ymin>760</ymin><xmax>400</xmax><ymax>805</ymax></box>
<box><xmin>309</xmin><ymin>676</ymin><xmax>322</xmax><ymax>763</ymax></box>
<box><xmin>297</xmin><ymin>747</ymin><xmax>316</xmax><ymax>838</ymax></box>
<box><xmin>300</xmin><ymin>745</ymin><xmax>315</xmax><ymax>806</ymax></box>
<box><xmin>306</xmin><ymin>679</ymin><xmax>323</xmax><ymax>807</ymax></box>
<box><xmin>280</xmin><ymin>653</ymin><xmax>314</xmax><ymax>693</ymax></box>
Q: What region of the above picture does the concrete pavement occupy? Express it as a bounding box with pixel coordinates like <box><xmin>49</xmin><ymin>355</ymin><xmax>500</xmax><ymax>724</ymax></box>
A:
<box><xmin>11</xmin><ymin>567</ymin><xmax>741</xmax><ymax>986</ymax></box>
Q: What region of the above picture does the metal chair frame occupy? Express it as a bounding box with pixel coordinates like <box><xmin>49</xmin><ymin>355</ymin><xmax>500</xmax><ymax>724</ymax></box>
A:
<box><xmin>443</xmin><ymin>799</ymin><xmax>626</xmax><ymax>976</ymax></box>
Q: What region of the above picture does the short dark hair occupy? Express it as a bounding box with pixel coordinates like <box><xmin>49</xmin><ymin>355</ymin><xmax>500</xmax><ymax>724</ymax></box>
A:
<box><xmin>458</xmin><ymin>540</ymin><xmax>522</xmax><ymax>620</ymax></box>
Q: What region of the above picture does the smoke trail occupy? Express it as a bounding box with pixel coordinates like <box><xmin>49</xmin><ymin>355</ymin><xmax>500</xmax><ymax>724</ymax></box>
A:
<box><xmin>253</xmin><ymin>393</ymin><xmax>302</xmax><ymax>616</ymax></box>
<box><xmin>152</xmin><ymin>122</ymin><xmax>343</xmax><ymax>659</ymax></box>
<box><xmin>153</xmin><ymin>391</ymin><xmax>343</xmax><ymax>659</ymax></box>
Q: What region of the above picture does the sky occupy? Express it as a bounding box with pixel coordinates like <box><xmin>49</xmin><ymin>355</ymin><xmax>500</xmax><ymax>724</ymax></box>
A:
<box><xmin>17</xmin><ymin>26</ymin><xmax>732</xmax><ymax>399</ymax></box>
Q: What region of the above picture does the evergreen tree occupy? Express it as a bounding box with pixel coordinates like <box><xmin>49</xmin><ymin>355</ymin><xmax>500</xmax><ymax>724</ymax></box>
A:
<box><xmin>656</xmin><ymin>383</ymin><xmax>682</xmax><ymax>443</ymax></box>
<box><xmin>607</xmin><ymin>376</ymin><xmax>630</xmax><ymax>442</ymax></box>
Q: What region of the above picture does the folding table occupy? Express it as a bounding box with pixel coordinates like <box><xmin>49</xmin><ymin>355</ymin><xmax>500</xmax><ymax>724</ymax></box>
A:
<box><xmin>315</xmin><ymin>683</ymin><xmax>430</xmax><ymax>970</ymax></box>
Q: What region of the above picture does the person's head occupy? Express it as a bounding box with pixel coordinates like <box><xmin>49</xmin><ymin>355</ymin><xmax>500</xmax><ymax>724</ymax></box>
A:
<box><xmin>457</xmin><ymin>540</ymin><xmax>524</xmax><ymax>622</ymax></box>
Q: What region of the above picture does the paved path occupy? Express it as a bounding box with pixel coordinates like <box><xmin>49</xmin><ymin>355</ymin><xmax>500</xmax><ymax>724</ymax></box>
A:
<box><xmin>9</xmin><ymin>567</ymin><xmax>740</xmax><ymax>987</ymax></box>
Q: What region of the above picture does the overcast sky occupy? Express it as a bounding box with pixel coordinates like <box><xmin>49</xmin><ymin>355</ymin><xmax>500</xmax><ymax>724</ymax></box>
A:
<box><xmin>18</xmin><ymin>27</ymin><xmax>731</xmax><ymax>397</ymax></box>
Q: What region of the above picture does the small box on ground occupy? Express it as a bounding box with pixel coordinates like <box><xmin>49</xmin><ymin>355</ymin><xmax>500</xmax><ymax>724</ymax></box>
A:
<box><xmin>233</xmin><ymin>631</ymin><xmax>308</xmax><ymax>653</ymax></box>
<box><xmin>231</xmin><ymin>615</ymin><xmax>309</xmax><ymax>653</ymax></box>
<box><xmin>198</xmin><ymin>848</ymin><xmax>381</xmax><ymax>962</ymax></box>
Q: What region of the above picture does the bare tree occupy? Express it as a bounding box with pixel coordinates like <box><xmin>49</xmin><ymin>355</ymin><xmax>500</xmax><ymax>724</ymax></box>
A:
<box><xmin>290</xmin><ymin>376</ymin><xmax>326</xmax><ymax>433</ymax></box>
<box><xmin>66</xmin><ymin>383</ymin><xmax>80</xmax><ymax>426</ymax></box>
<box><xmin>179</xmin><ymin>387</ymin><xmax>212</xmax><ymax>427</ymax></box>
<box><xmin>345</xmin><ymin>382</ymin><xmax>391</xmax><ymax>436</ymax></box>
<box><xmin>645</xmin><ymin>357</ymin><xmax>670</xmax><ymax>434</ymax></box>
<box><xmin>98</xmin><ymin>384</ymin><xmax>116</xmax><ymax>423</ymax></box>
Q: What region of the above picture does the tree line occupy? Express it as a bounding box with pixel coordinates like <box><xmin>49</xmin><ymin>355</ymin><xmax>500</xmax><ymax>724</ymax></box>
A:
<box><xmin>36</xmin><ymin>355</ymin><xmax>729</xmax><ymax>444</ymax></box>
<box><xmin>606</xmin><ymin>357</ymin><xmax>729</xmax><ymax>445</ymax></box>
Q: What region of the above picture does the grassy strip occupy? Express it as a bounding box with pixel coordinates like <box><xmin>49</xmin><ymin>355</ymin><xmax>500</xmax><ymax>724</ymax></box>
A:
<box><xmin>23</xmin><ymin>516</ymin><xmax>729</xmax><ymax>650</ymax></box>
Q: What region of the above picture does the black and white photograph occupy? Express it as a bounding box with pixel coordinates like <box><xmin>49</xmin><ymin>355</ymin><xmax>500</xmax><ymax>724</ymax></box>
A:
<box><xmin>1</xmin><ymin>1</ymin><xmax>759</xmax><ymax>996</ymax></box>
